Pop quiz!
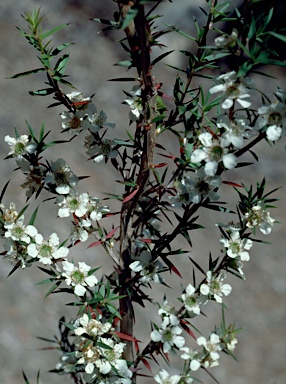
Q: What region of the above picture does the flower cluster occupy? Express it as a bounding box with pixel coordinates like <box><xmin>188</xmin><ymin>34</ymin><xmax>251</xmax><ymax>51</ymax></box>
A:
<box><xmin>170</xmin><ymin>169</ymin><xmax>222</xmax><ymax>206</ymax></box>
<box><xmin>57</xmin><ymin>191</ymin><xmax>110</xmax><ymax>244</ymax></box>
<box><xmin>1</xmin><ymin>202</ymin><xmax>68</xmax><ymax>267</ymax></box>
<box><xmin>181</xmin><ymin>333</ymin><xmax>222</xmax><ymax>371</ymax></box>
<box><xmin>71</xmin><ymin>314</ymin><xmax>132</xmax><ymax>383</ymax></box>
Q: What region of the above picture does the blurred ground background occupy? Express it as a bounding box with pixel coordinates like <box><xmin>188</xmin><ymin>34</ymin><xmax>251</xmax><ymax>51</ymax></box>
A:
<box><xmin>0</xmin><ymin>1</ymin><xmax>286</xmax><ymax>383</ymax></box>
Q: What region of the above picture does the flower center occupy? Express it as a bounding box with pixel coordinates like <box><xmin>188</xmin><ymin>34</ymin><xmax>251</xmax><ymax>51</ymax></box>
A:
<box><xmin>186</xmin><ymin>296</ymin><xmax>197</xmax><ymax>307</ymax></box>
<box><xmin>72</xmin><ymin>270</ymin><xmax>85</xmax><ymax>284</ymax></box>
<box><xmin>39</xmin><ymin>244</ymin><xmax>53</xmax><ymax>257</ymax></box>
<box><xmin>210</xmin><ymin>145</ymin><xmax>223</xmax><ymax>162</ymax></box>
<box><xmin>268</xmin><ymin>111</ymin><xmax>282</xmax><ymax>126</ymax></box>
<box><xmin>226</xmin><ymin>84</ymin><xmax>240</xmax><ymax>98</ymax></box>
<box><xmin>229</xmin><ymin>241</ymin><xmax>241</xmax><ymax>254</ymax></box>
<box><xmin>197</xmin><ymin>179</ymin><xmax>210</xmax><ymax>193</ymax></box>
<box><xmin>70</xmin><ymin>115</ymin><xmax>81</xmax><ymax>129</ymax></box>
<box><xmin>69</xmin><ymin>198</ymin><xmax>80</xmax><ymax>211</ymax></box>
<box><xmin>162</xmin><ymin>329</ymin><xmax>173</xmax><ymax>343</ymax></box>
<box><xmin>14</xmin><ymin>142</ymin><xmax>26</xmax><ymax>155</ymax></box>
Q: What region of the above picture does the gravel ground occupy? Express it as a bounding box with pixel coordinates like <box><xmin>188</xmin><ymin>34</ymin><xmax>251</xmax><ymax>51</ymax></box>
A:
<box><xmin>1</xmin><ymin>1</ymin><xmax>286</xmax><ymax>384</ymax></box>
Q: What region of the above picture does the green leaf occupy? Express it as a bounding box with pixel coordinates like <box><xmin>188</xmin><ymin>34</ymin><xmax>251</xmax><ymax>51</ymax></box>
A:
<box><xmin>114</xmin><ymin>60</ymin><xmax>132</xmax><ymax>67</ymax></box>
<box><xmin>54</xmin><ymin>53</ymin><xmax>69</xmax><ymax>75</ymax></box>
<box><xmin>0</xmin><ymin>180</ymin><xmax>10</xmax><ymax>204</ymax></box>
<box><xmin>8</xmin><ymin>68</ymin><xmax>45</xmax><ymax>79</ymax></box>
<box><xmin>41</xmin><ymin>24</ymin><xmax>69</xmax><ymax>40</ymax></box>
<box><xmin>97</xmin><ymin>340</ymin><xmax>114</xmax><ymax>350</ymax></box>
<box><xmin>29</xmin><ymin>206</ymin><xmax>39</xmax><ymax>225</ymax></box>
<box><xmin>51</xmin><ymin>43</ymin><xmax>73</xmax><ymax>56</ymax></box>
<box><xmin>92</xmin><ymin>18</ymin><xmax>118</xmax><ymax>26</ymax></box>
<box><xmin>113</xmin><ymin>139</ymin><xmax>133</xmax><ymax>147</ymax></box>
<box><xmin>29</xmin><ymin>88</ymin><xmax>54</xmax><ymax>96</ymax></box>
<box><xmin>151</xmin><ymin>50</ymin><xmax>174</xmax><ymax>66</ymax></box>
<box><xmin>268</xmin><ymin>31</ymin><xmax>286</xmax><ymax>43</ymax></box>
<box><xmin>121</xmin><ymin>7</ymin><xmax>139</xmax><ymax>31</ymax></box>
<box><xmin>61</xmin><ymin>321</ymin><xmax>77</xmax><ymax>331</ymax></box>
<box><xmin>39</xmin><ymin>122</ymin><xmax>45</xmax><ymax>142</ymax></box>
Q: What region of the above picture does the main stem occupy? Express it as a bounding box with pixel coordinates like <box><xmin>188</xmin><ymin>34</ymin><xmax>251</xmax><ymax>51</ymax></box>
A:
<box><xmin>118</xmin><ymin>1</ymin><xmax>157</xmax><ymax>374</ymax></box>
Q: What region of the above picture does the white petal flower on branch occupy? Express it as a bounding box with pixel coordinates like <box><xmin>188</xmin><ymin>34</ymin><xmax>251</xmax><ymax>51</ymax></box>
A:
<box><xmin>4</xmin><ymin>220</ymin><xmax>36</xmax><ymax>244</ymax></box>
<box><xmin>170</xmin><ymin>169</ymin><xmax>222</xmax><ymax>206</ymax></box>
<box><xmin>255</xmin><ymin>96</ymin><xmax>286</xmax><ymax>141</ymax></box>
<box><xmin>5</xmin><ymin>134</ymin><xmax>37</xmax><ymax>157</ymax></box>
<box><xmin>181</xmin><ymin>283</ymin><xmax>207</xmax><ymax>315</ymax></box>
<box><xmin>154</xmin><ymin>369</ymin><xmax>181</xmax><ymax>384</ymax></box>
<box><xmin>44</xmin><ymin>158</ymin><xmax>79</xmax><ymax>195</ymax></box>
<box><xmin>220</xmin><ymin>231</ymin><xmax>253</xmax><ymax>261</ymax></box>
<box><xmin>150</xmin><ymin>315</ymin><xmax>185</xmax><ymax>353</ymax></box>
<box><xmin>129</xmin><ymin>251</ymin><xmax>164</xmax><ymax>284</ymax></box>
<box><xmin>123</xmin><ymin>85</ymin><xmax>143</xmax><ymax>121</ymax></box>
<box><xmin>27</xmin><ymin>232</ymin><xmax>69</xmax><ymax>264</ymax></box>
<box><xmin>200</xmin><ymin>271</ymin><xmax>232</xmax><ymax>303</ymax></box>
<box><xmin>57</xmin><ymin>192</ymin><xmax>89</xmax><ymax>218</ymax></box>
<box><xmin>214</xmin><ymin>29</ymin><xmax>238</xmax><ymax>48</ymax></box>
<box><xmin>191</xmin><ymin>132</ymin><xmax>237</xmax><ymax>176</ymax></box>
<box><xmin>210</xmin><ymin>71</ymin><xmax>253</xmax><ymax>109</ymax></box>
<box><xmin>245</xmin><ymin>202</ymin><xmax>275</xmax><ymax>235</ymax></box>
<box><xmin>62</xmin><ymin>261</ymin><xmax>98</xmax><ymax>296</ymax></box>
<box><xmin>217</xmin><ymin>115</ymin><xmax>252</xmax><ymax>149</ymax></box>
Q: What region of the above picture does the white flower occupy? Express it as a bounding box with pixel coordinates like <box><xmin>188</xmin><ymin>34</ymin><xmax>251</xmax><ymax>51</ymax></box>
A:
<box><xmin>210</xmin><ymin>71</ymin><xmax>253</xmax><ymax>109</ymax></box>
<box><xmin>226</xmin><ymin>337</ymin><xmax>238</xmax><ymax>351</ymax></box>
<box><xmin>0</xmin><ymin>202</ymin><xmax>19</xmax><ymax>224</ymax></box>
<box><xmin>200</xmin><ymin>271</ymin><xmax>232</xmax><ymax>303</ymax></box>
<box><xmin>196</xmin><ymin>333</ymin><xmax>222</xmax><ymax>368</ymax></box>
<box><xmin>170</xmin><ymin>169</ymin><xmax>222</xmax><ymax>206</ymax></box>
<box><xmin>191</xmin><ymin>132</ymin><xmax>237</xmax><ymax>176</ymax></box>
<box><xmin>124</xmin><ymin>85</ymin><xmax>143</xmax><ymax>121</ymax></box>
<box><xmin>245</xmin><ymin>202</ymin><xmax>275</xmax><ymax>235</ymax></box>
<box><xmin>70</xmin><ymin>222</ymin><xmax>89</xmax><ymax>244</ymax></box>
<box><xmin>151</xmin><ymin>315</ymin><xmax>185</xmax><ymax>353</ymax></box>
<box><xmin>57</xmin><ymin>192</ymin><xmax>89</xmax><ymax>218</ymax></box>
<box><xmin>180</xmin><ymin>347</ymin><xmax>201</xmax><ymax>371</ymax></box>
<box><xmin>154</xmin><ymin>369</ymin><xmax>181</xmax><ymax>384</ymax></box>
<box><xmin>44</xmin><ymin>158</ymin><xmax>79</xmax><ymax>195</ymax></box>
<box><xmin>86</xmin><ymin>139</ymin><xmax>118</xmax><ymax>163</ymax></box>
<box><xmin>181</xmin><ymin>283</ymin><xmax>207</xmax><ymax>315</ymax></box>
<box><xmin>74</xmin><ymin>314</ymin><xmax>112</xmax><ymax>337</ymax></box>
<box><xmin>5</xmin><ymin>134</ymin><xmax>37</xmax><ymax>157</ymax></box>
<box><xmin>4</xmin><ymin>220</ymin><xmax>36</xmax><ymax>244</ymax></box>
<box><xmin>62</xmin><ymin>261</ymin><xmax>98</xmax><ymax>296</ymax></box>
<box><xmin>214</xmin><ymin>29</ymin><xmax>238</xmax><ymax>48</ymax></box>
<box><xmin>130</xmin><ymin>251</ymin><xmax>163</xmax><ymax>283</ymax></box>
<box><xmin>67</xmin><ymin>91</ymin><xmax>91</xmax><ymax>103</ymax></box>
<box><xmin>255</xmin><ymin>97</ymin><xmax>286</xmax><ymax>141</ymax></box>
<box><xmin>3</xmin><ymin>238</ymin><xmax>27</xmax><ymax>268</ymax></box>
<box><xmin>61</xmin><ymin>109</ymin><xmax>91</xmax><ymax>133</ymax></box>
<box><xmin>158</xmin><ymin>301</ymin><xmax>176</xmax><ymax>319</ymax></box>
<box><xmin>220</xmin><ymin>231</ymin><xmax>253</xmax><ymax>261</ymax></box>
<box><xmin>27</xmin><ymin>232</ymin><xmax>69</xmax><ymax>264</ymax></box>
<box><xmin>217</xmin><ymin>115</ymin><xmax>252</xmax><ymax>149</ymax></box>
